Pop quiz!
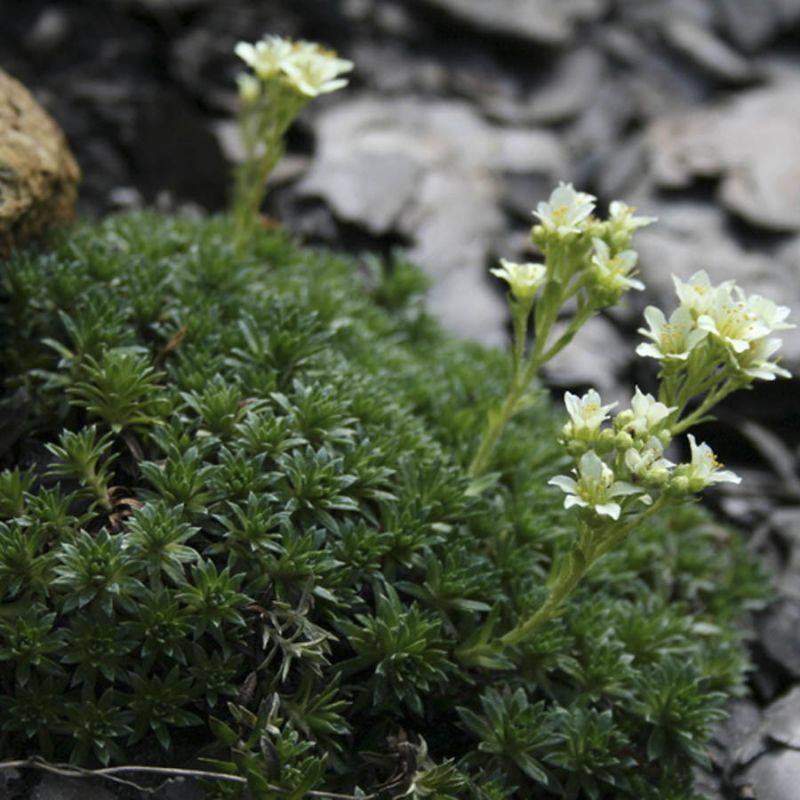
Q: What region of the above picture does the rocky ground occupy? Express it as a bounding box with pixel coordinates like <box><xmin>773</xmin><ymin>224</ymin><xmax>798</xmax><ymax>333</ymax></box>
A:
<box><xmin>2</xmin><ymin>0</ymin><xmax>800</xmax><ymax>797</ymax></box>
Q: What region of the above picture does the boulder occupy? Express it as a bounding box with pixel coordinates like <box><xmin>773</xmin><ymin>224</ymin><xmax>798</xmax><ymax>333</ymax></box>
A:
<box><xmin>0</xmin><ymin>70</ymin><xmax>79</xmax><ymax>254</ymax></box>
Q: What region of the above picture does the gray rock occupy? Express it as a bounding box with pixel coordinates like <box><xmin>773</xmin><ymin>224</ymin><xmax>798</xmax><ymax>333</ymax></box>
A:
<box><xmin>0</xmin><ymin>766</ymin><xmax>20</xmax><ymax>792</ymax></box>
<box><xmin>542</xmin><ymin>315</ymin><xmax>630</xmax><ymax>399</ymax></box>
<box><xmin>773</xmin><ymin>508</ymin><xmax>800</xmax><ymax>548</ymax></box>
<box><xmin>156</xmin><ymin>776</ymin><xmax>207</xmax><ymax>800</ymax></box>
<box><xmin>693</xmin><ymin>767</ymin><xmax>723</xmax><ymax>800</ymax></box>
<box><xmin>663</xmin><ymin>16</ymin><xmax>756</xmax><ymax>83</ymax></box>
<box><xmin>646</xmin><ymin>79</ymin><xmax>800</xmax><ymax>232</ymax></box>
<box><xmin>760</xmin><ymin>685</ymin><xmax>800</xmax><ymax>748</ymax></box>
<box><xmin>740</xmin><ymin>749</ymin><xmax>800</xmax><ymax>800</ymax></box>
<box><xmin>31</xmin><ymin>774</ymin><xmax>116</xmax><ymax>800</ymax></box>
<box><xmin>417</xmin><ymin>0</ymin><xmax>607</xmax><ymax>45</ymax></box>
<box><xmin>24</xmin><ymin>7</ymin><xmax>70</xmax><ymax>54</ymax></box>
<box><xmin>301</xmin><ymin>96</ymin><xmax>567</xmax><ymax>343</ymax></box>
<box><xmin>523</xmin><ymin>47</ymin><xmax>605</xmax><ymax>125</ymax></box>
<box><xmin>567</xmin><ymin>80</ymin><xmax>639</xmax><ymax>185</ymax></box>
<box><xmin>717</xmin><ymin>699</ymin><xmax>764</xmax><ymax>768</ymax></box>
<box><xmin>350</xmin><ymin>40</ymin><xmax>447</xmax><ymax>95</ymax></box>
<box><xmin>715</xmin><ymin>0</ymin><xmax>800</xmax><ymax>52</ymax></box>
<box><xmin>759</xmin><ymin>599</ymin><xmax>800</xmax><ymax>677</ymax></box>
<box><xmin>771</xmin><ymin>508</ymin><xmax>800</xmax><ymax>600</ymax></box>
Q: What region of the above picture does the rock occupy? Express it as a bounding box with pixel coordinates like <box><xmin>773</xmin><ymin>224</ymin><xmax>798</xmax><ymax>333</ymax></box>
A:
<box><xmin>0</xmin><ymin>766</ymin><xmax>21</xmax><ymax>792</ymax></box>
<box><xmin>542</xmin><ymin>315</ymin><xmax>630</xmax><ymax>399</ymax></box>
<box><xmin>715</xmin><ymin>0</ymin><xmax>800</xmax><ymax>52</ymax></box>
<box><xmin>740</xmin><ymin>749</ymin><xmax>800</xmax><ymax>800</ymax></box>
<box><xmin>646</xmin><ymin>79</ymin><xmax>800</xmax><ymax>232</ymax></box>
<box><xmin>662</xmin><ymin>16</ymin><xmax>756</xmax><ymax>83</ymax></box>
<box><xmin>300</xmin><ymin>96</ymin><xmax>567</xmax><ymax>343</ymax></box>
<box><xmin>567</xmin><ymin>80</ymin><xmax>639</xmax><ymax>188</ymax></box>
<box><xmin>351</xmin><ymin>41</ymin><xmax>447</xmax><ymax>95</ymax></box>
<box><xmin>716</xmin><ymin>699</ymin><xmax>764</xmax><ymax>768</ymax></box>
<box><xmin>771</xmin><ymin>508</ymin><xmax>800</xmax><ymax>600</ymax></box>
<box><xmin>759</xmin><ymin>599</ymin><xmax>800</xmax><ymax>678</ymax></box>
<box><xmin>24</xmin><ymin>7</ymin><xmax>70</xmax><ymax>54</ymax></box>
<box><xmin>759</xmin><ymin>685</ymin><xmax>800</xmax><ymax>749</ymax></box>
<box><xmin>735</xmin><ymin>688</ymin><xmax>800</xmax><ymax>797</ymax></box>
<box><xmin>0</xmin><ymin>70</ymin><xmax>79</xmax><ymax>254</ymax></box>
<box><xmin>417</xmin><ymin>0</ymin><xmax>607</xmax><ymax>46</ymax></box>
<box><xmin>523</xmin><ymin>47</ymin><xmax>606</xmax><ymax>125</ymax></box>
<box><xmin>155</xmin><ymin>776</ymin><xmax>206</xmax><ymax>800</ymax></box>
<box><xmin>693</xmin><ymin>768</ymin><xmax>723</xmax><ymax>800</ymax></box>
<box><xmin>31</xmin><ymin>774</ymin><xmax>116</xmax><ymax>800</ymax></box>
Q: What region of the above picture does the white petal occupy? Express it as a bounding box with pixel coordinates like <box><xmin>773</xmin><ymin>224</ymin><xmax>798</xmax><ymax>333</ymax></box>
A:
<box><xmin>548</xmin><ymin>475</ymin><xmax>578</xmax><ymax>493</ymax></box>
<box><xmin>595</xmin><ymin>502</ymin><xmax>621</xmax><ymax>520</ymax></box>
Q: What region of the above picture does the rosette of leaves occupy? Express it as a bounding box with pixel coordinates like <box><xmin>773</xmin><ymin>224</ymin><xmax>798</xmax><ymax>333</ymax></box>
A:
<box><xmin>0</xmin><ymin>213</ymin><xmax>765</xmax><ymax>798</ymax></box>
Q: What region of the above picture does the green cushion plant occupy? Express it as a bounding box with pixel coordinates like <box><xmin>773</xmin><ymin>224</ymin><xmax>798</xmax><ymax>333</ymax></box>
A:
<box><xmin>0</xmin><ymin>211</ymin><xmax>768</xmax><ymax>798</ymax></box>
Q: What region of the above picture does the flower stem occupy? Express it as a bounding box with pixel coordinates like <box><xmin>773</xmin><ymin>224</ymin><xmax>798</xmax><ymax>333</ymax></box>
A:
<box><xmin>670</xmin><ymin>378</ymin><xmax>740</xmax><ymax>436</ymax></box>
<box><xmin>498</xmin><ymin>496</ymin><xmax>668</xmax><ymax>648</ymax></box>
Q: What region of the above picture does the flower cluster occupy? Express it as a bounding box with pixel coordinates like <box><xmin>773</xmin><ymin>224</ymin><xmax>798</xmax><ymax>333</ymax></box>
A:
<box><xmin>230</xmin><ymin>35</ymin><xmax>352</xmax><ymax>250</ymax></box>
<box><xmin>638</xmin><ymin>270</ymin><xmax>793</xmax><ymax>382</ymax></box>
<box><xmin>235</xmin><ymin>35</ymin><xmax>353</xmax><ymax>102</ymax></box>
<box><xmin>491</xmin><ymin>183</ymin><xmax>654</xmax><ymax>312</ymax></box>
<box><xmin>549</xmin><ymin>386</ymin><xmax>739</xmax><ymax>521</ymax></box>
<box><xmin>549</xmin><ymin>269</ymin><xmax>793</xmax><ymax>523</ymax></box>
<box><xmin>472</xmin><ymin>184</ymin><xmax>656</xmax><ymax>478</ymax></box>
<box><xmin>478</xmin><ymin>181</ymin><xmax>793</xmax><ymax>537</ymax></box>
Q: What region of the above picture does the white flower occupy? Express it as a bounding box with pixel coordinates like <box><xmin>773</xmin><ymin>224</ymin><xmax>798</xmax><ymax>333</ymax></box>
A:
<box><xmin>590</xmin><ymin>238</ymin><xmax>645</xmax><ymax>295</ymax></box>
<box><xmin>746</xmin><ymin>294</ymin><xmax>794</xmax><ymax>333</ymax></box>
<box><xmin>235</xmin><ymin>36</ymin><xmax>353</xmax><ymax>97</ymax></box>
<box><xmin>235</xmin><ymin>35</ymin><xmax>295</xmax><ymax>80</ymax></box>
<box><xmin>548</xmin><ymin>450</ymin><xmax>647</xmax><ymax>520</ymax></box>
<box><xmin>624</xmin><ymin>387</ymin><xmax>676</xmax><ymax>436</ymax></box>
<box><xmin>636</xmin><ymin>305</ymin><xmax>708</xmax><ymax>362</ymax></box>
<box><xmin>678</xmin><ymin>434</ymin><xmax>741</xmax><ymax>491</ymax></box>
<box><xmin>533</xmin><ymin>182</ymin><xmax>596</xmax><ymax>236</ymax></box>
<box><xmin>624</xmin><ymin>436</ymin><xmax>673</xmax><ymax>485</ymax></box>
<box><xmin>736</xmin><ymin>337</ymin><xmax>792</xmax><ymax>381</ymax></box>
<box><xmin>281</xmin><ymin>43</ymin><xmax>353</xmax><ymax>97</ymax></box>
<box><xmin>673</xmin><ymin>271</ymin><xmax>726</xmax><ymax>318</ymax></box>
<box><xmin>608</xmin><ymin>201</ymin><xmax>656</xmax><ymax>237</ymax></box>
<box><xmin>490</xmin><ymin>259</ymin><xmax>546</xmax><ymax>302</ymax></box>
<box><xmin>697</xmin><ymin>285</ymin><xmax>771</xmax><ymax>354</ymax></box>
<box><xmin>563</xmin><ymin>389</ymin><xmax>617</xmax><ymax>438</ymax></box>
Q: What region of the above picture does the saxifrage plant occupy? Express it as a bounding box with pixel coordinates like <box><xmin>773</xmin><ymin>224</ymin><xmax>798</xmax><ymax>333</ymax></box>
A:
<box><xmin>0</xmin><ymin>209</ymin><xmax>770</xmax><ymax>799</ymax></box>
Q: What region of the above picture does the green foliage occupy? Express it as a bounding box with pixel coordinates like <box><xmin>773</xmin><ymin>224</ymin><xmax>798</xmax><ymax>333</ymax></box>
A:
<box><xmin>0</xmin><ymin>213</ymin><xmax>765</xmax><ymax>796</ymax></box>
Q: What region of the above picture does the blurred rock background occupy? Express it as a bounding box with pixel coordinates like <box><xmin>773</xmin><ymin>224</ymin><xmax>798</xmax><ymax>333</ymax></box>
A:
<box><xmin>2</xmin><ymin>1</ymin><xmax>800</xmax><ymax>796</ymax></box>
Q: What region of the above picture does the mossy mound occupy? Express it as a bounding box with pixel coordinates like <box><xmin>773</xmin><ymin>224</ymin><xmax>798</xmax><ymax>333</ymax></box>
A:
<box><xmin>0</xmin><ymin>214</ymin><xmax>764</xmax><ymax>798</ymax></box>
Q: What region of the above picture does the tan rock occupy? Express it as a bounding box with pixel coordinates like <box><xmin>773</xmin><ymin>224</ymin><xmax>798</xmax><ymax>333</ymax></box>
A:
<box><xmin>0</xmin><ymin>70</ymin><xmax>80</xmax><ymax>254</ymax></box>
